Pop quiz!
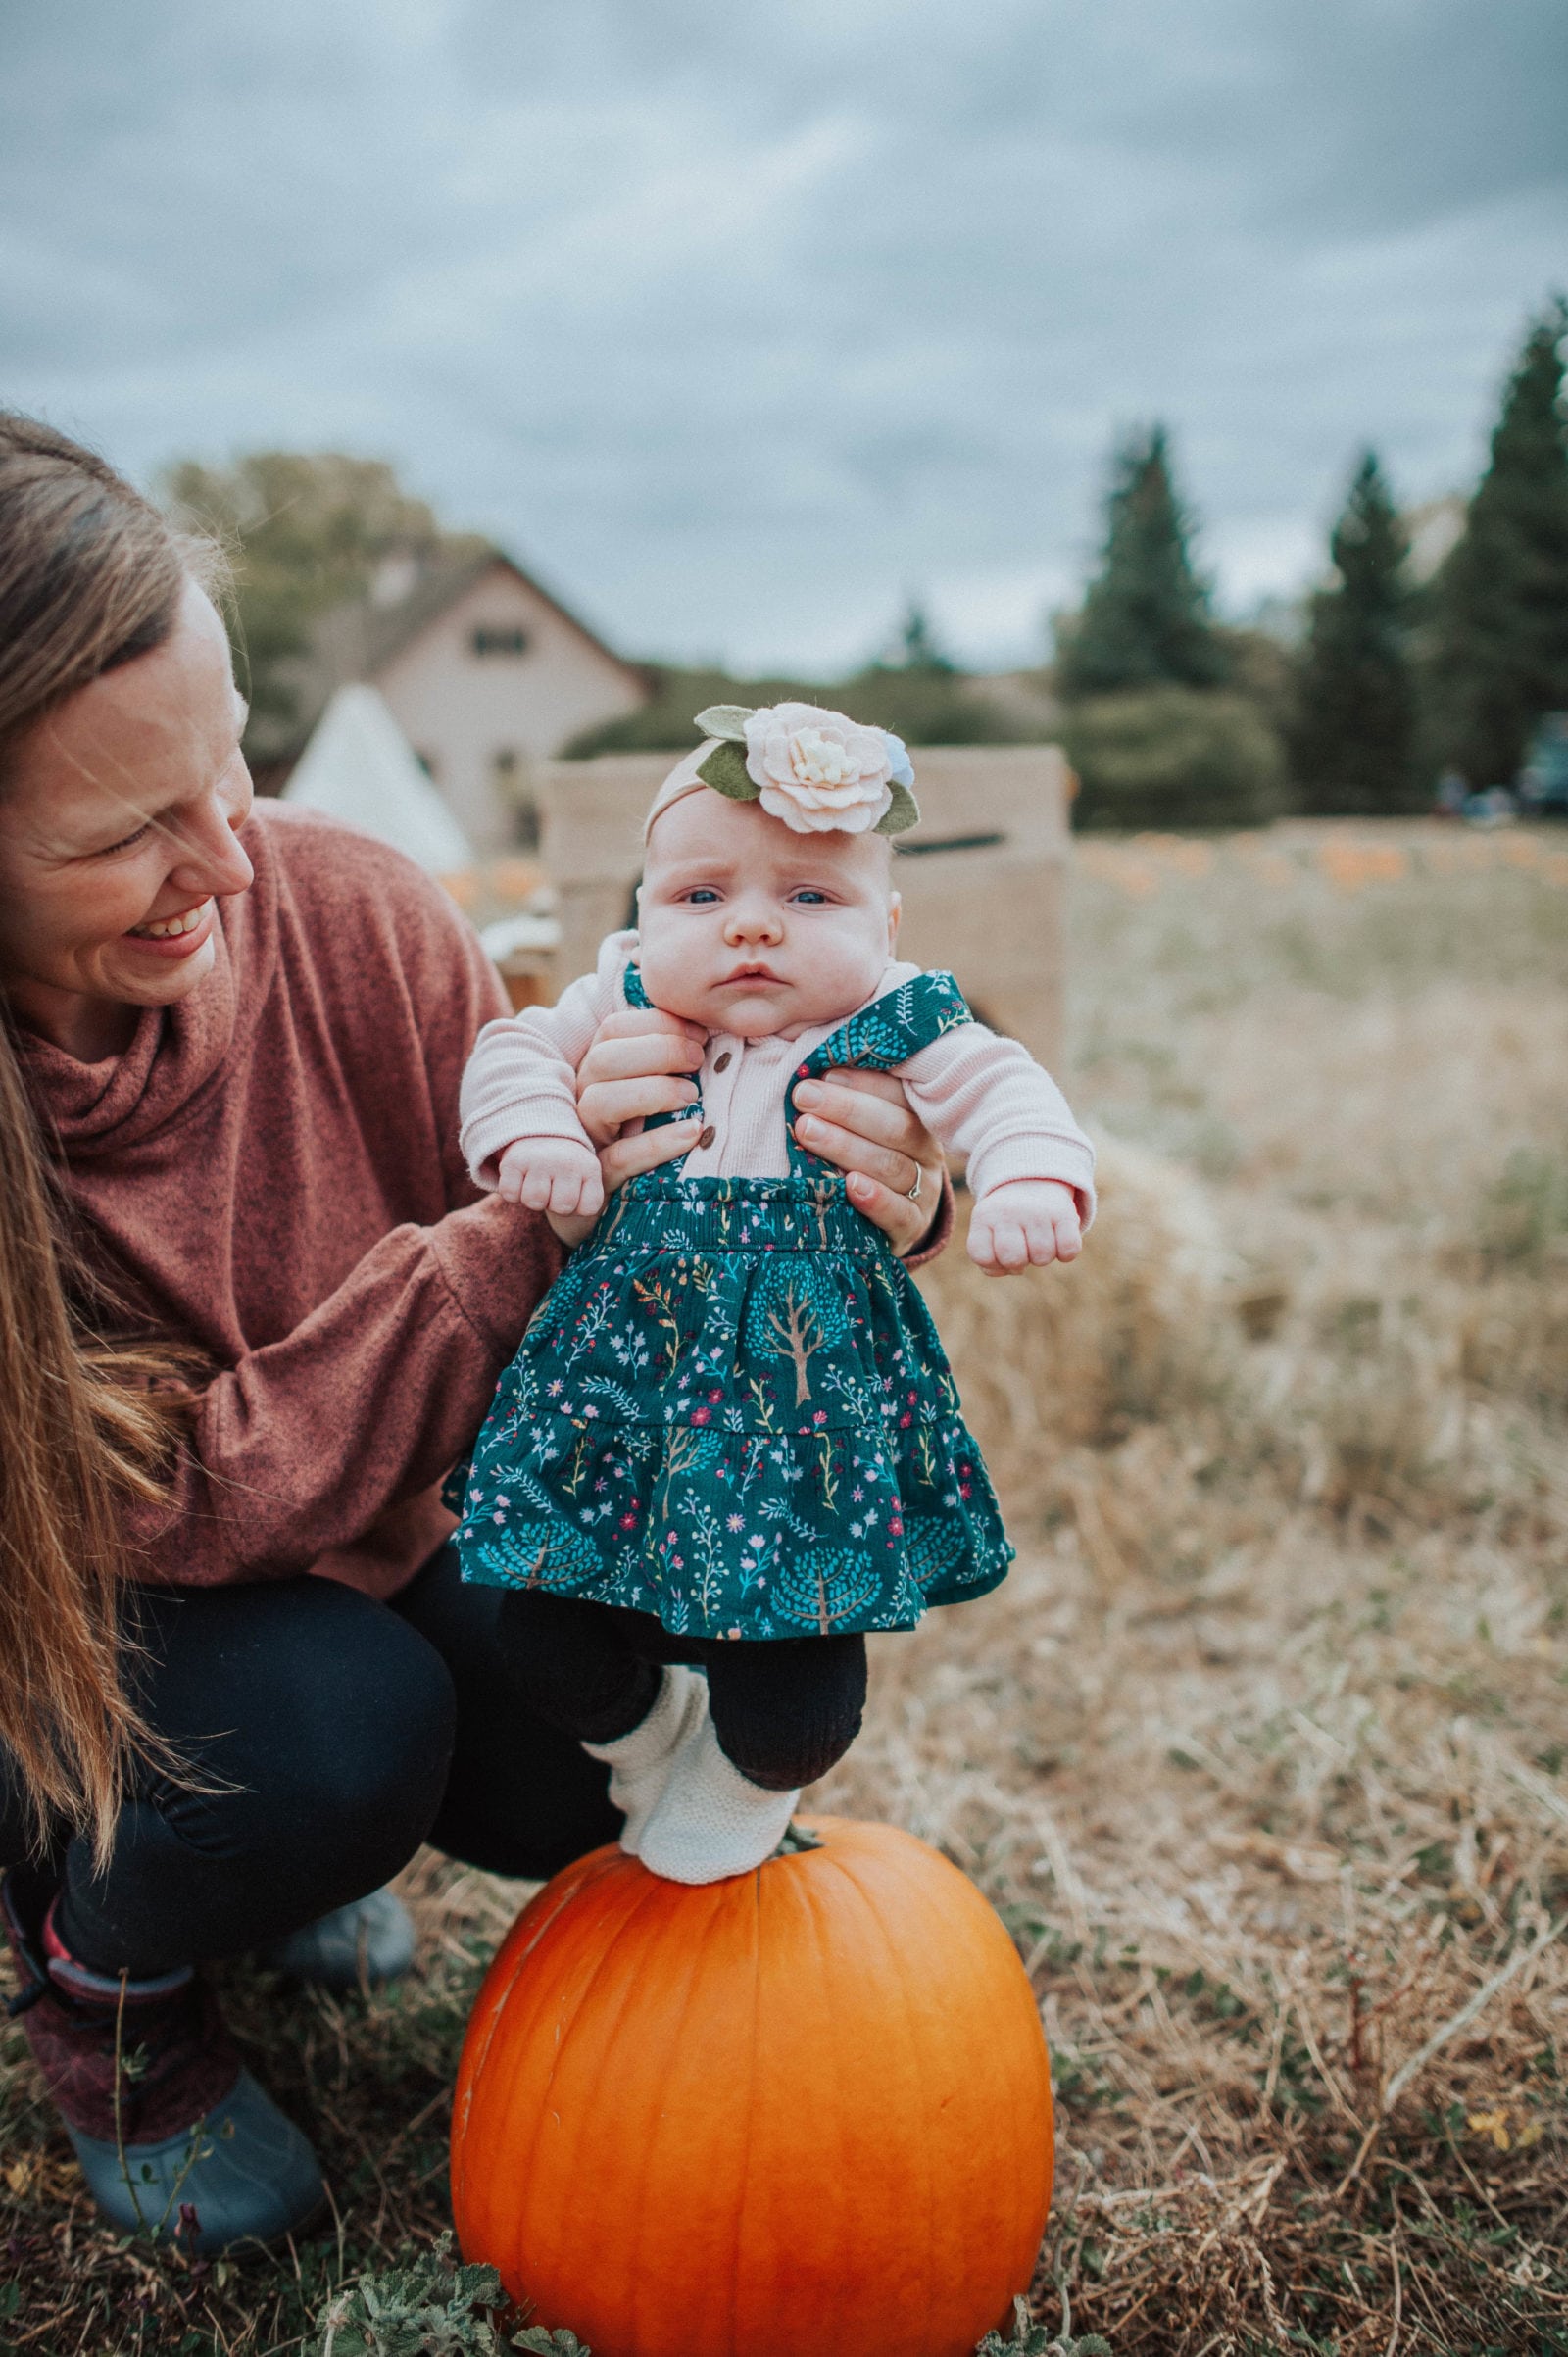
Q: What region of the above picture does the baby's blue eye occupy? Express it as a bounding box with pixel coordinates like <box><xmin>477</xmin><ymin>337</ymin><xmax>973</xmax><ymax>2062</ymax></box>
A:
<box><xmin>792</xmin><ymin>889</ymin><xmax>829</xmax><ymax>905</ymax></box>
<box><xmin>685</xmin><ymin>888</ymin><xmax>720</xmax><ymax>905</ymax></box>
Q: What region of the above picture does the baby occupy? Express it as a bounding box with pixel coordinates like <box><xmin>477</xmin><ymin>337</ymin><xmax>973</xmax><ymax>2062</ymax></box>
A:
<box><xmin>454</xmin><ymin>703</ymin><xmax>1095</xmax><ymax>1883</ymax></box>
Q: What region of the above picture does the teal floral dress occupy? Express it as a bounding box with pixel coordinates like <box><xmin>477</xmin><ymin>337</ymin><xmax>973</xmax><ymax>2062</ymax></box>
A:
<box><xmin>452</xmin><ymin>967</ymin><xmax>1013</xmax><ymax>1641</ymax></box>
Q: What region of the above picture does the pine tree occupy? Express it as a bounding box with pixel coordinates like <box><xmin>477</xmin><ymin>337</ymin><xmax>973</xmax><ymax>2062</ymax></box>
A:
<box><xmin>1432</xmin><ymin>299</ymin><xmax>1568</xmax><ymax>787</ymax></box>
<box><xmin>1057</xmin><ymin>426</ymin><xmax>1228</xmax><ymax>698</ymax></box>
<box><xmin>1288</xmin><ymin>451</ymin><xmax>1420</xmax><ymax>814</ymax></box>
<box><xmin>894</xmin><ymin>599</ymin><xmax>957</xmax><ymax>674</ymax></box>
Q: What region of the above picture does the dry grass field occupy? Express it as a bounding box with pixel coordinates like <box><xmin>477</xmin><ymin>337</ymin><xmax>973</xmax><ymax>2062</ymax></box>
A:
<box><xmin>3</xmin><ymin>820</ymin><xmax>1566</xmax><ymax>2354</ymax></box>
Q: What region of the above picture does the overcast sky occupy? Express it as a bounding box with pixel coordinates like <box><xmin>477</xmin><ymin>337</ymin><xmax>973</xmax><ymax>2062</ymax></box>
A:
<box><xmin>4</xmin><ymin>1</ymin><xmax>1565</xmax><ymax>672</ymax></box>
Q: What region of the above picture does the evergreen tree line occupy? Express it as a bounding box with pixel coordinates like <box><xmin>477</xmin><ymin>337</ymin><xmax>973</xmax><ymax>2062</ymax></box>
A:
<box><xmin>170</xmin><ymin>299</ymin><xmax>1568</xmax><ymax>828</ymax></box>
<box><xmin>1057</xmin><ymin>298</ymin><xmax>1568</xmax><ymax>828</ymax></box>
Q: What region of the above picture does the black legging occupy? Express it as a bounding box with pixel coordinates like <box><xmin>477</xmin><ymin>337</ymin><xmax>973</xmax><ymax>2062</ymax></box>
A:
<box><xmin>0</xmin><ymin>1547</ymin><xmax>619</xmax><ymax>1982</ymax></box>
<box><xmin>495</xmin><ymin>1590</ymin><xmax>867</xmax><ymax>1792</ymax></box>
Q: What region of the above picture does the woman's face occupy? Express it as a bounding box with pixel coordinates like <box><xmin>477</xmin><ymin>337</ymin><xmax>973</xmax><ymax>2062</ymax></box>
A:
<box><xmin>0</xmin><ymin>578</ymin><xmax>255</xmax><ymax>1056</ymax></box>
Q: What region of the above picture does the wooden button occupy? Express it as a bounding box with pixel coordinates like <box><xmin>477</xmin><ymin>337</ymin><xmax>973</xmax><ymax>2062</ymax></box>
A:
<box><xmin>713</xmin><ymin>1051</ymin><xmax>732</xmax><ymax>1072</ymax></box>
<box><xmin>697</xmin><ymin>1125</ymin><xmax>716</xmax><ymax>1150</ymax></box>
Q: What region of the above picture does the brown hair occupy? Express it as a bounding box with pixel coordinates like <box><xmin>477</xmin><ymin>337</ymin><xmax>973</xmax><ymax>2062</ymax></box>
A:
<box><xmin>0</xmin><ymin>415</ymin><xmax>202</xmax><ymax>1867</ymax></box>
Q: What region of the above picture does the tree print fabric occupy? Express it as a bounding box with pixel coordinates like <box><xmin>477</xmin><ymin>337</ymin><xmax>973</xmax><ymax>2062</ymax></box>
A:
<box><xmin>453</xmin><ymin>969</ymin><xmax>1014</xmax><ymax>1641</ymax></box>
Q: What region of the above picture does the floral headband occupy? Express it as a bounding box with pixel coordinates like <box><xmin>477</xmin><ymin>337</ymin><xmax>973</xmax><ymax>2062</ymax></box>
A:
<box><xmin>643</xmin><ymin>701</ymin><xmax>920</xmax><ymax>842</ymax></box>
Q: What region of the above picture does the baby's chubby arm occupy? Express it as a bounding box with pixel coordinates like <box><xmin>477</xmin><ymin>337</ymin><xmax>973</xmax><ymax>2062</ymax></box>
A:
<box><xmin>460</xmin><ymin>934</ymin><xmax>638</xmax><ymax>1217</ymax></box>
<box><xmin>898</xmin><ymin>1021</ymin><xmax>1096</xmax><ymax>1279</ymax></box>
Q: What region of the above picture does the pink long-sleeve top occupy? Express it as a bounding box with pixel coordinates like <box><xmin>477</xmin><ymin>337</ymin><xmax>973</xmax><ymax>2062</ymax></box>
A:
<box><xmin>461</xmin><ymin>930</ymin><xmax>1097</xmax><ymax>1218</ymax></box>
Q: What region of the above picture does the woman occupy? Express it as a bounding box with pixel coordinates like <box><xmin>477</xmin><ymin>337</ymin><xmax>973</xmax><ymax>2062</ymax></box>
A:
<box><xmin>0</xmin><ymin>417</ymin><xmax>951</xmax><ymax>2254</ymax></box>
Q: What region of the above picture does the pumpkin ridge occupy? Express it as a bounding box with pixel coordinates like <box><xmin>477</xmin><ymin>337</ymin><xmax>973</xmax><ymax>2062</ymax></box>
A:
<box><xmin>816</xmin><ymin>1833</ymin><xmax>938</xmax><ymax>2341</ymax></box>
<box><xmin>718</xmin><ymin>1866</ymin><xmax>764</xmax><ymax>2357</ymax></box>
<box><xmin>452</xmin><ymin>1859</ymin><xmax>612</xmax><ymax>2221</ymax></box>
<box><xmin>782</xmin><ymin>1838</ymin><xmax>857</xmax><ymax>2331</ymax></box>
<box><xmin>521</xmin><ymin>1866</ymin><xmax>686</xmax><ymax>2326</ymax></box>
<box><xmin>973</xmin><ymin>1875</ymin><xmax>1051</xmax><ymax>2288</ymax></box>
<box><xmin>467</xmin><ymin>1860</ymin><xmax>663</xmax><ymax>2292</ymax></box>
<box><xmin>625</xmin><ymin>1879</ymin><xmax>737</xmax><ymax>2354</ymax></box>
<box><xmin>878</xmin><ymin>1832</ymin><xmax>1054</xmax><ymax>2319</ymax></box>
<box><xmin>878</xmin><ymin>1833</ymin><xmax>1049</xmax><ymax>2318</ymax></box>
<box><xmin>849</xmin><ymin>1841</ymin><xmax>942</xmax><ymax>2339</ymax></box>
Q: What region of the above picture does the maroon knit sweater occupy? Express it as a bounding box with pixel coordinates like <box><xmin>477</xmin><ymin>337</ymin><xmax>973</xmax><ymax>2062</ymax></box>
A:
<box><xmin>18</xmin><ymin>805</ymin><xmax>565</xmax><ymax>1598</ymax></box>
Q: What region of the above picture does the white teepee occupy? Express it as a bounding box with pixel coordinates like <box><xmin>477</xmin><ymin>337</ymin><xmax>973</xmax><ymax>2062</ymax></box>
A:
<box><xmin>282</xmin><ymin>684</ymin><xmax>473</xmax><ymax>874</ymax></box>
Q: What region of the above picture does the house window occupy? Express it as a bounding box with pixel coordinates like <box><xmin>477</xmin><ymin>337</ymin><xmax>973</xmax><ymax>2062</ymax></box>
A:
<box><xmin>471</xmin><ymin>625</ymin><xmax>530</xmax><ymax>658</ymax></box>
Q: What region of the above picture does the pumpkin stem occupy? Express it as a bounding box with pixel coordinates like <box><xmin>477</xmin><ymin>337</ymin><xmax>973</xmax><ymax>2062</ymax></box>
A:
<box><xmin>772</xmin><ymin>1819</ymin><xmax>823</xmax><ymax>1858</ymax></box>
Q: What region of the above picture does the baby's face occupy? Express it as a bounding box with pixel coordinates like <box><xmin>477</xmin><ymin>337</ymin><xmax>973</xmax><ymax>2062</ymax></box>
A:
<box><xmin>637</xmin><ymin>790</ymin><xmax>900</xmax><ymax>1037</ymax></box>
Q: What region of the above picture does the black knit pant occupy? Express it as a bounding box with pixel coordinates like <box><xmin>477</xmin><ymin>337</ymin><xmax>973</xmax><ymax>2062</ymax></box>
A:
<box><xmin>0</xmin><ymin>1547</ymin><xmax>619</xmax><ymax>1981</ymax></box>
<box><xmin>495</xmin><ymin>1591</ymin><xmax>868</xmax><ymax>1794</ymax></box>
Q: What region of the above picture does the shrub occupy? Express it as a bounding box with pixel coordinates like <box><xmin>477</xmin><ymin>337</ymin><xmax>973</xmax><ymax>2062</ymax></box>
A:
<box><xmin>1062</xmin><ymin>686</ymin><xmax>1286</xmax><ymax>831</ymax></box>
<box><xmin>563</xmin><ymin>663</ymin><xmax>1034</xmax><ymax>759</ymax></box>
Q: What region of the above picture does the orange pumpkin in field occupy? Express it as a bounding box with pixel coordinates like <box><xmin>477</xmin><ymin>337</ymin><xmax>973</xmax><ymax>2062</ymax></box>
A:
<box><xmin>451</xmin><ymin>1816</ymin><xmax>1054</xmax><ymax>2357</ymax></box>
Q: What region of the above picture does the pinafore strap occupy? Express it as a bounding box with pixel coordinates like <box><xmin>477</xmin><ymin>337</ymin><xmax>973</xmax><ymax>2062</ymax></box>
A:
<box><xmin>621</xmin><ymin>960</ymin><xmax>972</xmax><ymax>1168</ymax></box>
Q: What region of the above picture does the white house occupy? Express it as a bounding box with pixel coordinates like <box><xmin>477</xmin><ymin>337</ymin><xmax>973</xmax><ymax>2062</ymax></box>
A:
<box><xmin>281</xmin><ymin>549</ymin><xmax>650</xmax><ymax>856</ymax></box>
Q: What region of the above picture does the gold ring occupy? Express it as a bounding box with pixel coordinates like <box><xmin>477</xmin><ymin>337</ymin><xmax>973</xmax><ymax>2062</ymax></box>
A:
<box><xmin>906</xmin><ymin>1165</ymin><xmax>924</xmax><ymax>1203</ymax></box>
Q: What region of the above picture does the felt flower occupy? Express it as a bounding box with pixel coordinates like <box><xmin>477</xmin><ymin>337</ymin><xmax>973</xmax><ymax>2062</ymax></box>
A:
<box><xmin>882</xmin><ymin>730</ymin><xmax>914</xmax><ymax>789</ymax></box>
<box><xmin>742</xmin><ymin>702</ymin><xmax>895</xmax><ymax>835</ymax></box>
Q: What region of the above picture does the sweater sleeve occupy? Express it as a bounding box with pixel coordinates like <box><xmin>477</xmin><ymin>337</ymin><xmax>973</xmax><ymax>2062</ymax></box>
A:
<box><xmin>899</xmin><ymin>1024</ymin><xmax>1097</xmax><ymax>1224</ymax></box>
<box><xmin>118</xmin><ymin>831</ymin><xmax>573</xmax><ymax>1590</ymax></box>
<box><xmin>123</xmin><ymin>1199</ymin><xmax>564</xmax><ymax>1586</ymax></box>
<box><xmin>459</xmin><ymin>932</ymin><xmax>634</xmax><ymax>1189</ymax></box>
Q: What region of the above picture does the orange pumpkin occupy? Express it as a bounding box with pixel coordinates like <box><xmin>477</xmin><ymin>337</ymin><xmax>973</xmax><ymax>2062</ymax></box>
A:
<box><xmin>452</xmin><ymin>1815</ymin><xmax>1054</xmax><ymax>2357</ymax></box>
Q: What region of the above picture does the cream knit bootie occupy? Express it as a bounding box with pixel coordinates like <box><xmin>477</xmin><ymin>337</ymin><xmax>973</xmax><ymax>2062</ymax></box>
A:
<box><xmin>583</xmin><ymin>1666</ymin><xmax>708</xmax><ymax>1855</ymax></box>
<box><xmin>638</xmin><ymin>1715</ymin><xmax>800</xmax><ymax>1885</ymax></box>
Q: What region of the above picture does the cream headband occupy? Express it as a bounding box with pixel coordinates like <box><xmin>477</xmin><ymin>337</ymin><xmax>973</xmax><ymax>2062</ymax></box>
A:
<box><xmin>643</xmin><ymin>701</ymin><xmax>919</xmax><ymax>844</ymax></box>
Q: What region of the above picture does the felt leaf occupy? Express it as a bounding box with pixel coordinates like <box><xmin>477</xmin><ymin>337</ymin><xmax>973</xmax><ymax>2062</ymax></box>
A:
<box><xmin>693</xmin><ymin>704</ymin><xmax>755</xmax><ymax>741</ymax></box>
<box><xmin>874</xmin><ymin>776</ymin><xmax>921</xmax><ymax>835</ymax></box>
<box><xmin>697</xmin><ymin>741</ymin><xmax>760</xmax><ymax>800</ymax></box>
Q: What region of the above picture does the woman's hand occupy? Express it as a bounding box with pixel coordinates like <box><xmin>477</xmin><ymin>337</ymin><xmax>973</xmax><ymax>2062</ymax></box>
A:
<box><xmin>549</xmin><ymin>1010</ymin><xmax>945</xmax><ymax>1257</ymax></box>
<box><xmin>790</xmin><ymin>1067</ymin><xmax>945</xmax><ymax>1258</ymax></box>
<box><xmin>548</xmin><ymin>1009</ymin><xmax>705</xmax><ymax>1246</ymax></box>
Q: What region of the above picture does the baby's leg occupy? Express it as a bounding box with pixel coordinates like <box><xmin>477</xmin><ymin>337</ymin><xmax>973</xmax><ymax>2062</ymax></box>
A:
<box><xmin>638</xmin><ymin>1636</ymin><xmax>867</xmax><ymax>1884</ymax></box>
<box><xmin>496</xmin><ymin>1590</ymin><xmax>660</xmax><ymax>1742</ymax></box>
<box><xmin>705</xmin><ymin>1634</ymin><xmax>868</xmax><ymax>1790</ymax></box>
<box><xmin>496</xmin><ymin>1592</ymin><xmax>705</xmax><ymax>1854</ymax></box>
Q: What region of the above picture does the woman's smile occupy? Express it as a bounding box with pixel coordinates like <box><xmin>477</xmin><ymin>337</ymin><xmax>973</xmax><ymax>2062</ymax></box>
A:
<box><xmin>125</xmin><ymin>897</ymin><xmax>216</xmax><ymax>955</ymax></box>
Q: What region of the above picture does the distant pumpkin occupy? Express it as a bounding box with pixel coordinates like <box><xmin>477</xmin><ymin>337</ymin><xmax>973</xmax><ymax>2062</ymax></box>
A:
<box><xmin>452</xmin><ymin>1816</ymin><xmax>1054</xmax><ymax>2357</ymax></box>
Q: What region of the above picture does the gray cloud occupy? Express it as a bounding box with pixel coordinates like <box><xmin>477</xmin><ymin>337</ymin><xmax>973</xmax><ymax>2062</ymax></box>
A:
<box><xmin>3</xmin><ymin>0</ymin><xmax>1563</xmax><ymax>669</ymax></box>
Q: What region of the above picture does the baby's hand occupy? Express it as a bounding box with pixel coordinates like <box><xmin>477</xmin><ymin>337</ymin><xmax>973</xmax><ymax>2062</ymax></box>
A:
<box><xmin>497</xmin><ymin>1137</ymin><xmax>606</xmax><ymax>1219</ymax></box>
<box><xmin>967</xmin><ymin>1179</ymin><xmax>1082</xmax><ymax>1276</ymax></box>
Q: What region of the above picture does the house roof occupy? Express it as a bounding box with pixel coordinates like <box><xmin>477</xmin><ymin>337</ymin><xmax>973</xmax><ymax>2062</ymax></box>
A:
<box><xmin>360</xmin><ymin>547</ymin><xmax>647</xmax><ymax>690</ymax></box>
<box><xmin>259</xmin><ymin>544</ymin><xmax>648</xmax><ymax>765</ymax></box>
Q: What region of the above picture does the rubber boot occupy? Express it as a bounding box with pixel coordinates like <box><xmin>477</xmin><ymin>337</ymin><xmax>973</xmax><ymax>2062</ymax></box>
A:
<box><xmin>2</xmin><ymin>1864</ymin><xmax>324</xmax><ymax>2255</ymax></box>
<box><xmin>260</xmin><ymin>1886</ymin><xmax>416</xmax><ymax>1989</ymax></box>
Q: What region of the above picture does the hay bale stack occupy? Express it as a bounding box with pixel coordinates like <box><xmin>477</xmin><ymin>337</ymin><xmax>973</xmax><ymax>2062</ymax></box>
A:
<box><xmin>917</xmin><ymin>1137</ymin><xmax>1227</xmax><ymax>1512</ymax></box>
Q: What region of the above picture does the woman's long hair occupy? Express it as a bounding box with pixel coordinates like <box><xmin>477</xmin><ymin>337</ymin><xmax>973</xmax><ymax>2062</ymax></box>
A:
<box><xmin>0</xmin><ymin>415</ymin><xmax>205</xmax><ymax>1868</ymax></box>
